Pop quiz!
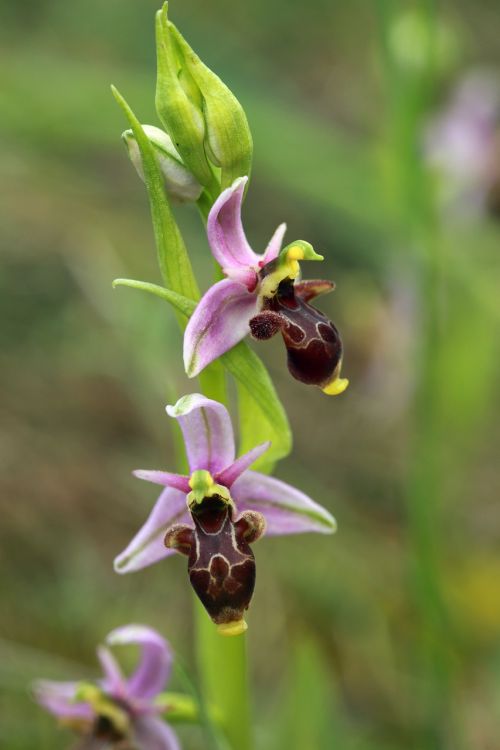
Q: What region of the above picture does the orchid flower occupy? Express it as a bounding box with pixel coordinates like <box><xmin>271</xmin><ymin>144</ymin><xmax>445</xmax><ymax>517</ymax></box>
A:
<box><xmin>34</xmin><ymin>625</ymin><xmax>180</xmax><ymax>750</ymax></box>
<box><xmin>183</xmin><ymin>176</ymin><xmax>348</xmax><ymax>396</ymax></box>
<box><xmin>114</xmin><ymin>394</ymin><xmax>336</xmax><ymax>635</ymax></box>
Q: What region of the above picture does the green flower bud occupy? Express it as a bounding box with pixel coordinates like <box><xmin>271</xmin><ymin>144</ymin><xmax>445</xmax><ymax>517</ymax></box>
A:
<box><xmin>155</xmin><ymin>3</ymin><xmax>214</xmax><ymax>187</ymax></box>
<box><xmin>170</xmin><ymin>22</ymin><xmax>253</xmax><ymax>189</ymax></box>
<box><xmin>122</xmin><ymin>125</ymin><xmax>203</xmax><ymax>203</ymax></box>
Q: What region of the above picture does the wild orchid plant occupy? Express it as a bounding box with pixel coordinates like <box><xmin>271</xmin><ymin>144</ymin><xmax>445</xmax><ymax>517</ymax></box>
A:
<box><xmin>35</xmin><ymin>4</ymin><xmax>346</xmax><ymax>748</ymax></box>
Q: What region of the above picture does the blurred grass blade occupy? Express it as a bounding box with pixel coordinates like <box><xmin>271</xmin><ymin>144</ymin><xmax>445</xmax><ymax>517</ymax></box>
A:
<box><xmin>111</xmin><ymin>86</ymin><xmax>200</xmax><ymax>305</ymax></box>
<box><xmin>273</xmin><ymin>636</ymin><xmax>344</xmax><ymax>750</ymax></box>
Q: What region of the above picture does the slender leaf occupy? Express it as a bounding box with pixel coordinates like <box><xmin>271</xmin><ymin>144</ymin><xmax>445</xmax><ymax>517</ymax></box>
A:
<box><xmin>111</xmin><ymin>86</ymin><xmax>200</xmax><ymax>305</ymax></box>
<box><xmin>222</xmin><ymin>344</ymin><xmax>292</xmax><ymax>469</ymax></box>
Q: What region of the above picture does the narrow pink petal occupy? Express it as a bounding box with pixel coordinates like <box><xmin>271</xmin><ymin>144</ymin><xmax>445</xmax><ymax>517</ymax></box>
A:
<box><xmin>166</xmin><ymin>393</ymin><xmax>235</xmax><ymax>475</ymax></box>
<box><xmin>114</xmin><ymin>487</ymin><xmax>190</xmax><ymax>574</ymax></box>
<box><xmin>133</xmin><ymin>470</ymin><xmax>191</xmax><ymax>493</ymax></box>
<box><xmin>183</xmin><ymin>278</ymin><xmax>259</xmax><ymax>378</ymax></box>
<box><xmin>216</xmin><ymin>442</ymin><xmax>271</xmax><ymax>488</ymax></box>
<box><xmin>106</xmin><ymin>625</ymin><xmax>172</xmax><ymax>702</ymax></box>
<box><xmin>261</xmin><ymin>222</ymin><xmax>287</xmax><ymax>265</ymax></box>
<box><xmin>33</xmin><ymin>680</ymin><xmax>93</xmax><ymax>721</ymax></box>
<box><xmin>133</xmin><ymin>715</ymin><xmax>181</xmax><ymax>750</ymax></box>
<box><xmin>207</xmin><ymin>176</ymin><xmax>259</xmax><ymax>273</ymax></box>
<box><xmin>231</xmin><ymin>471</ymin><xmax>336</xmax><ymax>535</ymax></box>
<box><xmin>97</xmin><ymin>646</ymin><xmax>126</xmax><ymax>698</ymax></box>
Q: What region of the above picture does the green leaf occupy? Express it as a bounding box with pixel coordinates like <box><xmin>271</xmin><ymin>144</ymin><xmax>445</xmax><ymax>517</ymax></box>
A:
<box><xmin>221</xmin><ymin>343</ymin><xmax>292</xmax><ymax>471</ymax></box>
<box><xmin>111</xmin><ymin>86</ymin><xmax>200</xmax><ymax>307</ymax></box>
<box><xmin>112</xmin><ymin>278</ymin><xmax>196</xmax><ymax>317</ymax></box>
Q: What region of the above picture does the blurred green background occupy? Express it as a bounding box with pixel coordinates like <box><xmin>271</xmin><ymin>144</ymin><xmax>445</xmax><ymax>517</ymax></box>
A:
<box><xmin>1</xmin><ymin>1</ymin><xmax>500</xmax><ymax>748</ymax></box>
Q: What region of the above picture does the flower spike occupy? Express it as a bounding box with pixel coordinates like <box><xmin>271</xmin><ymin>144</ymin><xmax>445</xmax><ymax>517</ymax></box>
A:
<box><xmin>184</xmin><ymin>177</ymin><xmax>348</xmax><ymax>394</ymax></box>
<box><xmin>115</xmin><ymin>396</ymin><xmax>336</xmax><ymax>632</ymax></box>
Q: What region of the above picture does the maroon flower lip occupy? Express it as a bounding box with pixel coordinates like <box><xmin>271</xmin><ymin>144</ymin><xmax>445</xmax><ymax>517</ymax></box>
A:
<box><xmin>165</xmin><ymin>496</ymin><xmax>265</xmax><ymax>629</ymax></box>
<box><xmin>250</xmin><ymin>277</ymin><xmax>344</xmax><ymax>391</ymax></box>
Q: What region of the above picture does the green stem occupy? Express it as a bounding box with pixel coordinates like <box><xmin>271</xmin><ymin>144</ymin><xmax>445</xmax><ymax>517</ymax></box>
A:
<box><xmin>194</xmin><ymin>599</ymin><xmax>253</xmax><ymax>750</ymax></box>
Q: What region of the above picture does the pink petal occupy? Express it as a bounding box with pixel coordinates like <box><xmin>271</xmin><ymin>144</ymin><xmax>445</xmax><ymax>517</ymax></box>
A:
<box><xmin>97</xmin><ymin>646</ymin><xmax>126</xmax><ymax>698</ymax></box>
<box><xmin>207</xmin><ymin>176</ymin><xmax>260</xmax><ymax>274</ymax></box>
<box><xmin>133</xmin><ymin>470</ymin><xmax>191</xmax><ymax>493</ymax></box>
<box><xmin>114</xmin><ymin>487</ymin><xmax>190</xmax><ymax>574</ymax></box>
<box><xmin>183</xmin><ymin>278</ymin><xmax>259</xmax><ymax>377</ymax></box>
<box><xmin>231</xmin><ymin>471</ymin><xmax>336</xmax><ymax>535</ymax></box>
<box><xmin>261</xmin><ymin>222</ymin><xmax>287</xmax><ymax>265</ymax></box>
<box><xmin>33</xmin><ymin>680</ymin><xmax>93</xmax><ymax>721</ymax></box>
<box><xmin>106</xmin><ymin>625</ymin><xmax>172</xmax><ymax>702</ymax></box>
<box><xmin>133</xmin><ymin>715</ymin><xmax>181</xmax><ymax>750</ymax></box>
<box><xmin>217</xmin><ymin>442</ymin><xmax>271</xmax><ymax>488</ymax></box>
<box><xmin>166</xmin><ymin>393</ymin><xmax>235</xmax><ymax>475</ymax></box>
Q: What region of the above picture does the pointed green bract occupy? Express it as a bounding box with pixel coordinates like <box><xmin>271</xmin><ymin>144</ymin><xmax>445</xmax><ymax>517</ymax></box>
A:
<box><xmin>112</xmin><ymin>278</ymin><xmax>197</xmax><ymax>317</ymax></box>
<box><xmin>111</xmin><ymin>87</ymin><xmax>200</xmax><ymax>311</ymax></box>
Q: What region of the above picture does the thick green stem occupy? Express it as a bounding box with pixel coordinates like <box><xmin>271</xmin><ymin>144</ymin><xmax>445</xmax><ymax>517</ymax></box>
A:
<box><xmin>194</xmin><ymin>599</ymin><xmax>253</xmax><ymax>750</ymax></box>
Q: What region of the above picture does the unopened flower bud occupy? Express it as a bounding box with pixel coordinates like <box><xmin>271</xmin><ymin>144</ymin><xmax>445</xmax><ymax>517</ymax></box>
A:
<box><xmin>155</xmin><ymin>3</ymin><xmax>214</xmax><ymax>187</ymax></box>
<box><xmin>122</xmin><ymin>125</ymin><xmax>203</xmax><ymax>203</ymax></box>
<box><xmin>169</xmin><ymin>23</ymin><xmax>253</xmax><ymax>189</ymax></box>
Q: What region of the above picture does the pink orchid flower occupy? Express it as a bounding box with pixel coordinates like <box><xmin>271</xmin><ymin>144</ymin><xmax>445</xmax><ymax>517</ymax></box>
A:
<box><xmin>34</xmin><ymin>625</ymin><xmax>180</xmax><ymax>750</ymax></box>
<box><xmin>114</xmin><ymin>394</ymin><xmax>336</xmax><ymax>635</ymax></box>
<box><xmin>183</xmin><ymin>177</ymin><xmax>348</xmax><ymax>396</ymax></box>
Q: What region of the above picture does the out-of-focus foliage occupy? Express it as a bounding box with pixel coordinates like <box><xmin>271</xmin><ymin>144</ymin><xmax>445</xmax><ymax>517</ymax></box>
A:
<box><xmin>1</xmin><ymin>1</ymin><xmax>500</xmax><ymax>749</ymax></box>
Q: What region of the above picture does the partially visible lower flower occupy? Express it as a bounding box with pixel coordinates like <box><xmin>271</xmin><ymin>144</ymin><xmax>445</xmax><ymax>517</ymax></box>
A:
<box><xmin>183</xmin><ymin>176</ymin><xmax>348</xmax><ymax>395</ymax></box>
<box><xmin>34</xmin><ymin>625</ymin><xmax>180</xmax><ymax>750</ymax></box>
<box><xmin>114</xmin><ymin>394</ymin><xmax>336</xmax><ymax>634</ymax></box>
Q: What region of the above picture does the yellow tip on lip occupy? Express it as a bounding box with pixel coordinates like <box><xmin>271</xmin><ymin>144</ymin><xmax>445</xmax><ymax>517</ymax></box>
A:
<box><xmin>217</xmin><ymin>619</ymin><xmax>248</xmax><ymax>637</ymax></box>
<box><xmin>322</xmin><ymin>377</ymin><xmax>349</xmax><ymax>396</ymax></box>
<box><xmin>287</xmin><ymin>245</ymin><xmax>305</xmax><ymax>261</ymax></box>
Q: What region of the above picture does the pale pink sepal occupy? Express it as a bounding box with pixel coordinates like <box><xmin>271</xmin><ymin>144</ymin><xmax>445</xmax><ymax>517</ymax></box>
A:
<box><xmin>106</xmin><ymin>624</ymin><xmax>173</xmax><ymax>702</ymax></box>
<box><xmin>183</xmin><ymin>278</ymin><xmax>259</xmax><ymax>377</ymax></box>
<box><xmin>231</xmin><ymin>471</ymin><xmax>336</xmax><ymax>535</ymax></box>
<box><xmin>32</xmin><ymin>680</ymin><xmax>93</xmax><ymax>721</ymax></box>
<box><xmin>134</xmin><ymin>715</ymin><xmax>181</xmax><ymax>750</ymax></box>
<box><xmin>114</xmin><ymin>487</ymin><xmax>189</xmax><ymax>574</ymax></box>
<box><xmin>166</xmin><ymin>393</ymin><xmax>236</xmax><ymax>475</ymax></box>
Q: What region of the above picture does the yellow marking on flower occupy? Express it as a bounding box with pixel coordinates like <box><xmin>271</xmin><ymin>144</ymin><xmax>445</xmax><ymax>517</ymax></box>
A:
<box><xmin>322</xmin><ymin>377</ymin><xmax>349</xmax><ymax>396</ymax></box>
<box><xmin>187</xmin><ymin>470</ymin><xmax>233</xmax><ymax>509</ymax></box>
<box><xmin>189</xmin><ymin>469</ymin><xmax>214</xmax><ymax>492</ymax></box>
<box><xmin>217</xmin><ymin>619</ymin><xmax>248</xmax><ymax>637</ymax></box>
<box><xmin>73</xmin><ymin>683</ymin><xmax>130</xmax><ymax>736</ymax></box>
<box><xmin>287</xmin><ymin>245</ymin><xmax>305</xmax><ymax>261</ymax></box>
